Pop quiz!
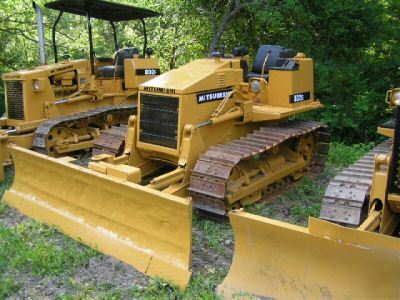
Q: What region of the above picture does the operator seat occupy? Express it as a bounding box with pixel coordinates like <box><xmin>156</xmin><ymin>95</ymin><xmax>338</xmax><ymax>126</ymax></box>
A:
<box><xmin>247</xmin><ymin>45</ymin><xmax>297</xmax><ymax>81</ymax></box>
<box><xmin>96</xmin><ymin>47</ymin><xmax>140</xmax><ymax>78</ymax></box>
<box><xmin>380</xmin><ymin>118</ymin><xmax>395</xmax><ymax>129</ymax></box>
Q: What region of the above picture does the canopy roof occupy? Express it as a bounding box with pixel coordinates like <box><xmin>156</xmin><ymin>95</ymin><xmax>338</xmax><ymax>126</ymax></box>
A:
<box><xmin>45</xmin><ymin>0</ymin><xmax>160</xmax><ymax>22</ymax></box>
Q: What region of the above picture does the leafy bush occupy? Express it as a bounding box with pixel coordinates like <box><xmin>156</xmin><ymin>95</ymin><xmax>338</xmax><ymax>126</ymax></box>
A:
<box><xmin>1</xmin><ymin>0</ymin><xmax>399</xmax><ymax>141</ymax></box>
<box><xmin>328</xmin><ymin>142</ymin><xmax>375</xmax><ymax>168</ymax></box>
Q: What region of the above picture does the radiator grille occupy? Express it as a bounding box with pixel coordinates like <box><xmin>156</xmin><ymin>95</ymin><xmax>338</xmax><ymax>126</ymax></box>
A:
<box><xmin>139</xmin><ymin>93</ymin><xmax>179</xmax><ymax>149</ymax></box>
<box><xmin>5</xmin><ymin>81</ymin><xmax>24</xmax><ymax>120</ymax></box>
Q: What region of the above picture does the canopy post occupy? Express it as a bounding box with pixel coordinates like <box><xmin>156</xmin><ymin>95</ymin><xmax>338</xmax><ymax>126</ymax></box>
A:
<box><xmin>110</xmin><ymin>21</ymin><xmax>118</xmax><ymax>51</ymax></box>
<box><xmin>141</xmin><ymin>19</ymin><xmax>147</xmax><ymax>56</ymax></box>
<box><xmin>87</xmin><ymin>13</ymin><xmax>95</xmax><ymax>74</ymax></box>
<box><xmin>33</xmin><ymin>1</ymin><xmax>46</xmax><ymax>65</ymax></box>
<box><xmin>52</xmin><ymin>11</ymin><xmax>63</xmax><ymax>63</ymax></box>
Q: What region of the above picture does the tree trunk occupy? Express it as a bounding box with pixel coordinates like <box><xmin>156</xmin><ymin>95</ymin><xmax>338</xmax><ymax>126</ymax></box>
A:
<box><xmin>208</xmin><ymin>0</ymin><xmax>245</xmax><ymax>55</ymax></box>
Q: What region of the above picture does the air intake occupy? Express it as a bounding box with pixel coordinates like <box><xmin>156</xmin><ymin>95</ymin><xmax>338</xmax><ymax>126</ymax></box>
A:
<box><xmin>5</xmin><ymin>81</ymin><xmax>24</xmax><ymax>120</ymax></box>
<box><xmin>139</xmin><ymin>93</ymin><xmax>179</xmax><ymax>149</ymax></box>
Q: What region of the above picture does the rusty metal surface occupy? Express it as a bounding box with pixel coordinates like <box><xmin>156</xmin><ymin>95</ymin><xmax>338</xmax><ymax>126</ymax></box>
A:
<box><xmin>33</xmin><ymin>104</ymin><xmax>136</xmax><ymax>154</ymax></box>
<box><xmin>92</xmin><ymin>125</ymin><xmax>127</xmax><ymax>156</ymax></box>
<box><xmin>319</xmin><ymin>140</ymin><xmax>391</xmax><ymax>226</ymax></box>
<box><xmin>189</xmin><ymin>120</ymin><xmax>328</xmax><ymax>214</ymax></box>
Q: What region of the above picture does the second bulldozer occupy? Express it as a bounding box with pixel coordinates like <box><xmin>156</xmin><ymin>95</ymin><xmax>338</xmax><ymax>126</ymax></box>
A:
<box><xmin>0</xmin><ymin>0</ymin><xmax>161</xmax><ymax>180</ymax></box>
<box><xmin>4</xmin><ymin>45</ymin><xmax>327</xmax><ymax>287</ymax></box>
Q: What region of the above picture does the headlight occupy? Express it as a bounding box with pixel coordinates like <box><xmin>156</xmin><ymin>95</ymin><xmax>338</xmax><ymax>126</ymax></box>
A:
<box><xmin>250</xmin><ymin>80</ymin><xmax>260</xmax><ymax>93</ymax></box>
<box><xmin>393</xmin><ymin>92</ymin><xmax>400</xmax><ymax>106</ymax></box>
<box><xmin>33</xmin><ymin>80</ymin><xmax>40</xmax><ymax>91</ymax></box>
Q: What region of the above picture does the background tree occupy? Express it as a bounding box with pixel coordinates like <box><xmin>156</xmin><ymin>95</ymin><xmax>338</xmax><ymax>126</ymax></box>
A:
<box><xmin>0</xmin><ymin>0</ymin><xmax>399</xmax><ymax>143</ymax></box>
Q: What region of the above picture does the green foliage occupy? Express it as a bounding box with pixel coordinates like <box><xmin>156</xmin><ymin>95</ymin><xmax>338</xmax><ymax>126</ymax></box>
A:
<box><xmin>328</xmin><ymin>142</ymin><xmax>374</xmax><ymax>168</ymax></box>
<box><xmin>253</xmin><ymin>0</ymin><xmax>399</xmax><ymax>142</ymax></box>
<box><xmin>0</xmin><ymin>0</ymin><xmax>399</xmax><ymax>141</ymax></box>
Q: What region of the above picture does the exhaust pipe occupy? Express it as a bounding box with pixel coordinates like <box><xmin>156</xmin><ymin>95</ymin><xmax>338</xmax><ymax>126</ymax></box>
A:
<box><xmin>33</xmin><ymin>1</ymin><xmax>46</xmax><ymax>65</ymax></box>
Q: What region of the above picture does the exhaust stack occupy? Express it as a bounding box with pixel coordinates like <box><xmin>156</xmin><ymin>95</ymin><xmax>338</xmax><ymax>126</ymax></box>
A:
<box><xmin>33</xmin><ymin>1</ymin><xmax>46</xmax><ymax>65</ymax></box>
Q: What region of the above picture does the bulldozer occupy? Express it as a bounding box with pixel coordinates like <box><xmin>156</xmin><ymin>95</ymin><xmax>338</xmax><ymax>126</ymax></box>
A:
<box><xmin>3</xmin><ymin>45</ymin><xmax>328</xmax><ymax>287</ymax></box>
<box><xmin>0</xmin><ymin>0</ymin><xmax>161</xmax><ymax>180</ymax></box>
<box><xmin>217</xmin><ymin>88</ymin><xmax>400</xmax><ymax>299</ymax></box>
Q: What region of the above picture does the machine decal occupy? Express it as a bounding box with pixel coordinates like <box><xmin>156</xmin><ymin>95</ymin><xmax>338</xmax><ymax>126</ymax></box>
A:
<box><xmin>3</xmin><ymin>74</ymin><xmax>21</xmax><ymax>79</ymax></box>
<box><xmin>143</xmin><ymin>86</ymin><xmax>176</xmax><ymax>94</ymax></box>
<box><xmin>136</xmin><ymin>69</ymin><xmax>161</xmax><ymax>76</ymax></box>
<box><xmin>289</xmin><ymin>91</ymin><xmax>310</xmax><ymax>103</ymax></box>
<box><xmin>50</xmin><ymin>65</ymin><xmax>74</xmax><ymax>74</ymax></box>
<box><xmin>196</xmin><ymin>88</ymin><xmax>232</xmax><ymax>104</ymax></box>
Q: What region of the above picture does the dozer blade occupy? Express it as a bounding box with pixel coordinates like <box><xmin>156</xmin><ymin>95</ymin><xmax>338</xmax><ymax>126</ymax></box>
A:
<box><xmin>3</xmin><ymin>145</ymin><xmax>192</xmax><ymax>288</ymax></box>
<box><xmin>218</xmin><ymin>211</ymin><xmax>400</xmax><ymax>299</ymax></box>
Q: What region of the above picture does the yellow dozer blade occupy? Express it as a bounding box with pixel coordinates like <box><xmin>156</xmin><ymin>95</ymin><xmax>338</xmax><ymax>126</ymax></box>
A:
<box><xmin>218</xmin><ymin>211</ymin><xmax>400</xmax><ymax>299</ymax></box>
<box><xmin>3</xmin><ymin>145</ymin><xmax>192</xmax><ymax>288</ymax></box>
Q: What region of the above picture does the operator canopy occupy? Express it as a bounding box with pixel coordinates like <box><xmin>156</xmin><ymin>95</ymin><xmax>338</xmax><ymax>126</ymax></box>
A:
<box><xmin>45</xmin><ymin>0</ymin><xmax>160</xmax><ymax>21</ymax></box>
<box><xmin>44</xmin><ymin>0</ymin><xmax>160</xmax><ymax>71</ymax></box>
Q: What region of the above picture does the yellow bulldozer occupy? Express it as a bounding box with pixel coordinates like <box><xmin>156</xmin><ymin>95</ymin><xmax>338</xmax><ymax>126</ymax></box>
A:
<box><xmin>0</xmin><ymin>0</ymin><xmax>161</xmax><ymax>180</ymax></box>
<box><xmin>3</xmin><ymin>45</ymin><xmax>328</xmax><ymax>287</ymax></box>
<box><xmin>218</xmin><ymin>88</ymin><xmax>400</xmax><ymax>299</ymax></box>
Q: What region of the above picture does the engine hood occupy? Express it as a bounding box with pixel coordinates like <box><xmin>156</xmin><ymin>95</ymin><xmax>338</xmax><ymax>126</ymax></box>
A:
<box><xmin>140</xmin><ymin>58</ymin><xmax>244</xmax><ymax>95</ymax></box>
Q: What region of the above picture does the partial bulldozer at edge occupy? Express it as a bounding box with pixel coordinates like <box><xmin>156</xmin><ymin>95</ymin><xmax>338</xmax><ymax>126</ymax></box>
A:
<box><xmin>218</xmin><ymin>88</ymin><xmax>400</xmax><ymax>299</ymax></box>
<box><xmin>4</xmin><ymin>44</ymin><xmax>326</xmax><ymax>287</ymax></box>
<box><xmin>319</xmin><ymin>139</ymin><xmax>391</xmax><ymax>225</ymax></box>
<box><xmin>218</xmin><ymin>211</ymin><xmax>400</xmax><ymax>299</ymax></box>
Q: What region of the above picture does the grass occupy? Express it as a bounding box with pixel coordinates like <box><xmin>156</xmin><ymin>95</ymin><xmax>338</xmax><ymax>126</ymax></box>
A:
<box><xmin>0</xmin><ymin>166</ymin><xmax>13</xmax><ymax>216</ymax></box>
<box><xmin>0</xmin><ymin>221</ymin><xmax>98</xmax><ymax>299</ymax></box>
<box><xmin>0</xmin><ymin>201</ymin><xmax>6</xmax><ymax>216</ymax></box>
<box><xmin>193</xmin><ymin>214</ymin><xmax>233</xmax><ymax>255</ymax></box>
<box><xmin>2</xmin><ymin>222</ymin><xmax>98</xmax><ymax>276</ymax></box>
<box><xmin>246</xmin><ymin>176</ymin><xmax>326</xmax><ymax>226</ymax></box>
<box><xmin>0</xmin><ymin>142</ymin><xmax>376</xmax><ymax>299</ymax></box>
<box><xmin>133</xmin><ymin>273</ymin><xmax>225</xmax><ymax>300</ymax></box>
<box><xmin>0</xmin><ymin>276</ymin><xmax>19</xmax><ymax>299</ymax></box>
<box><xmin>327</xmin><ymin>142</ymin><xmax>374</xmax><ymax>168</ymax></box>
<box><xmin>58</xmin><ymin>272</ymin><xmax>225</xmax><ymax>300</ymax></box>
<box><xmin>0</xmin><ymin>169</ymin><xmax>99</xmax><ymax>300</ymax></box>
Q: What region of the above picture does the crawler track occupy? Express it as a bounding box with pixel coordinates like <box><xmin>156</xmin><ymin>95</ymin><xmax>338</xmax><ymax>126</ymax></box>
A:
<box><xmin>189</xmin><ymin>120</ymin><xmax>329</xmax><ymax>215</ymax></box>
<box><xmin>319</xmin><ymin>139</ymin><xmax>391</xmax><ymax>226</ymax></box>
<box><xmin>92</xmin><ymin>125</ymin><xmax>127</xmax><ymax>156</ymax></box>
<box><xmin>33</xmin><ymin>104</ymin><xmax>136</xmax><ymax>155</ymax></box>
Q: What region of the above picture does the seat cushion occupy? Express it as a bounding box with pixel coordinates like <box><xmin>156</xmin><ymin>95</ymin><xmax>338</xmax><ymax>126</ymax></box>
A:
<box><xmin>380</xmin><ymin>119</ymin><xmax>395</xmax><ymax>129</ymax></box>
<box><xmin>96</xmin><ymin>65</ymin><xmax>124</xmax><ymax>78</ymax></box>
<box><xmin>115</xmin><ymin>47</ymin><xmax>140</xmax><ymax>65</ymax></box>
<box><xmin>252</xmin><ymin>45</ymin><xmax>285</xmax><ymax>74</ymax></box>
